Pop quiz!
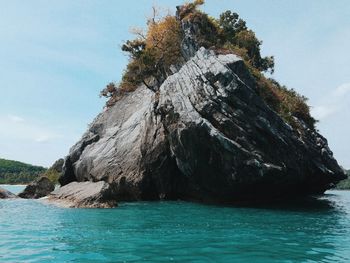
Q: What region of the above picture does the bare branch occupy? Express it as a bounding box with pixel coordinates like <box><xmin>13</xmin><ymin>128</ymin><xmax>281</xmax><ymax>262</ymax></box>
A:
<box><xmin>130</xmin><ymin>27</ymin><xmax>146</xmax><ymax>40</ymax></box>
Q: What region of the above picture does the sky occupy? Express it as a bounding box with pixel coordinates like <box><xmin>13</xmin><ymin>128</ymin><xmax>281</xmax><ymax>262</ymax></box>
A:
<box><xmin>0</xmin><ymin>0</ymin><xmax>349</xmax><ymax>168</ymax></box>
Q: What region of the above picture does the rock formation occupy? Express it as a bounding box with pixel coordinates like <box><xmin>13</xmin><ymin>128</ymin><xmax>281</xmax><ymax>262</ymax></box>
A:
<box><xmin>49</xmin><ymin>181</ymin><xmax>117</xmax><ymax>208</ymax></box>
<box><xmin>55</xmin><ymin>46</ymin><xmax>345</xmax><ymax>206</ymax></box>
<box><xmin>18</xmin><ymin>177</ymin><xmax>55</xmax><ymax>199</ymax></box>
<box><xmin>53</xmin><ymin>4</ymin><xmax>345</xmax><ymax>207</ymax></box>
<box><xmin>0</xmin><ymin>187</ymin><xmax>17</xmax><ymax>199</ymax></box>
<box><xmin>51</xmin><ymin>158</ymin><xmax>64</xmax><ymax>173</ymax></box>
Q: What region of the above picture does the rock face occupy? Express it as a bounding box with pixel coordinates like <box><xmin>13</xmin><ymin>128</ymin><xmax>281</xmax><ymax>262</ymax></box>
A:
<box><xmin>57</xmin><ymin>46</ymin><xmax>345</xmax><ymax>205</ymax></box>
<box><xmin>51</xmin><ymin>158</ymin><xmax>64</xmax><ymax>173</ymax></box>
<box><xmin>0</xmin><ymin>187</ymin><xmax>17</xmax><ymax>199</ymax></box>
<box><xmin>18</xmin><ymin>177</ymin><xmax>55</xmax><ymax>199</ymax></box>
<box><xmin>49</xmin><ymin>181</ymin><xmax>117</xmax><ymax>208</ymax></box>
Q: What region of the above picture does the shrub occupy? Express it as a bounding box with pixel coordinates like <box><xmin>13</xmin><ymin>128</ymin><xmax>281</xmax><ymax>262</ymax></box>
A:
<box><xmin>178</xmin><ymin>0</ymin><xmax>205</xmax><ymax>20</ymax></box>
<box><xmin>44</xmin><ymin>169</ymin><xmax>60</xmax><ymax>185</ymax></box>
<box><xmin>100</xmin><ymin>0</ymin><xmax>316</xmax><ymax>130</ymax></box>
<box><xmin>145</xmin><ymin>15</ymin><xmax>183</xmax><ymax>76</ymax></box>
<box><xmin>218</xmin><ymin>10</ymin><xmax>247</xmax><ymax>43</ymax></box>
<box><xmin>246</xmin><ymin>65</ymin><xmax>316</xmax><ymax>129</ymax></box>
<box><xmin>217</xmin><ymin>11</ymin><xmax>274</xmax><ymax>73</ymax></box>
<box><xmin>185</xmin><ymin>11</ymin><xmax>220</xmax><ymax>48</ymax></box>
<box><xmin>100</xmin><ymin>13</ymin><xmax>183</xmax><ymax>104</ymax></box>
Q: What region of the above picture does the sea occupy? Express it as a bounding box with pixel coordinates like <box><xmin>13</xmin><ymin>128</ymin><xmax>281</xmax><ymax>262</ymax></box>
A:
<box><xmin>1</xmin><ymin>185</ymin><xmax>350</xmax><ymax>262</ymax></box>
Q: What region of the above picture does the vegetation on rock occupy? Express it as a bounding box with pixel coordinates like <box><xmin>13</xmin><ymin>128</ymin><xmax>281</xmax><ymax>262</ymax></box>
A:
<box><xmin>335</xmin><ymin>170</ymin><xmax>350</xmax><ymax>190</ymax></box>
<box><xmin>44</xmin><ymin>168</ymin><xmax>61</xmax><ymax>185</ymax></box>
<box><xmin>250</xmin><ymin>71</ymin><xmax>317</xmax><ymax>129</ymax></box>
<box><xmin>101</xmin><ymin>0</ymin><xmax>316</xmax><ymax>129</ymax></box>
<box><xmin>100</xmin><ymin>12</ymin><xmax>183</xmax><ymax>105</ymax></box>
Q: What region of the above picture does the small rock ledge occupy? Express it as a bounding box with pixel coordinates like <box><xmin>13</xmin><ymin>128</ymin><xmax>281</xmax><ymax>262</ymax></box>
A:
<box><xmin>48</xmin><ymin>181</ymin><xmax>118</xmax><ymax>208</ymax></box>
<box><xmin>18</xmin><ymin>177</ymin><xmax>55</xmax><ymax>199</ymax></box>
<box><xmin>0</xmin><ymin>187</ymin><xmax>17</xmax><ymax>199</ymax></box>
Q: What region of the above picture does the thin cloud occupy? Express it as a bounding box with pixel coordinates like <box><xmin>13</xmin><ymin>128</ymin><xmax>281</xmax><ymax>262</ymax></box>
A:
<box><xmin>8</xmin><ymin>114</ymin><xmax>24</xmax><ymax>123</ymax></box>
<box><xmin>35</xmin><ymin>136</ymin><xmax>54</xmax><ymax>143</ymax></box>
<box><xmin>311</xmin><ymin>82</ymin><xmax>350</xmax><ymax>120</ymax></box>
<box><xmin>0</xmin><ymin>114</ymin><xmax>62</xmax><ymax>143</ymax></box>
<box><xmin>334</xmin><ymin>83</ymin><xmax>350</xmax><ymax>97</ymax></box>
<box><xmin>311</xmin><ymin>106</ymin><xmax>338</xmax><ymax>120</ymax></box>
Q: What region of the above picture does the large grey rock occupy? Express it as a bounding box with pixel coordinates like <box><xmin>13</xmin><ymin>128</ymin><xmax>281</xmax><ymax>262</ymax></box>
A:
<box><xmin>48</xmin><ymin>181</ymin><xmax>117</xmax><ymax>208</ymax></box>
<box><xmin>0</xmin><ymin>187</ymin><xmax>17</xmax><ymax>199</ymax></box>
<box><xmin>57</xmin><ymin>47</ymin><xmax>345</xmax><ymax>205</ymax></box>
<box><xmin>18</xmin><ymin>177</ymin><xmax>55</xmax><ymax>199</ymax></box>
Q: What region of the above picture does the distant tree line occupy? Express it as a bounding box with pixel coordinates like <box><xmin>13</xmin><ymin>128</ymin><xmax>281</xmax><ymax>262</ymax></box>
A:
<box><xmin>335</xmin><ymin>170</ymin><xmax>350</xmax><ymax>190</ymax></box>
<box><xmin>0</xmin><ymin>158</ymin><xmax>46</xmax><ymax>184</ymax></box>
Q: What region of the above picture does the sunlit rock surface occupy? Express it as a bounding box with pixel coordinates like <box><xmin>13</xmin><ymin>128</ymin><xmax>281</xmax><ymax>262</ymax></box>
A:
<box><xmin>57</xmin><ymin>47</ymin><xmax>345</xmax><ymax>206</ymax></box>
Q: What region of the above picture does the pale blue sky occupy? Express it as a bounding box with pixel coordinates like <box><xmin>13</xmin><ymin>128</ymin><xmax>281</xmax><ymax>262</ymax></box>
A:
<box><xmin>0</xmin><ymin>0</ymin><xmax>349</xmax><ymax>168</ymax></box>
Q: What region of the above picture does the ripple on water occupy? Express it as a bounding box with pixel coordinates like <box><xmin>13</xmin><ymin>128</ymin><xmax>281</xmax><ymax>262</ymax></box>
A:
<box><xmin>0</xmin><ymin>188</ymin><xmax>350</xmax><ymax>262</ymax></box>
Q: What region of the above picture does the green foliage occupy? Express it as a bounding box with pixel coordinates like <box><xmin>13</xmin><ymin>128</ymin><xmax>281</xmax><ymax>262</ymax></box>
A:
<box><xmin>218</xmin><ymin>10</ymin><xmax>247</xmax><ymax>43</ymax></box>
<box><xmin>184</xmin><ymin>10</ymin><xmax>220</xmax><ymax>48</ymax></box>
<box><xmin>180</xmin><ymin>4</ymin><xmax>312</xmax><ymax>128</ymax></box>
<box><xmin>0</xmin><ymin>158</ymin><xmax>46</xmax><ymax>184</ymax></box>
<box><xmin>100</xmin><ymin>14</ymin><xmax>183</xmax><ymax>102</ymax></box>
<box><xmin>100</xmin><ymin>0</ymin><xmax>316</xmax><ymax>130</ymax></box>
<box><xmin>121</xmin><ymin>39</ymin><xmax>146</xmax><ymax>59</ymax></box>
<box><xmin>100</xmin><ymin>82</ymin><xmax>117</xmax><ymax>98</ymax></box>
<box><xmin>177</xmin><ymin>4</ymin><xmax>275</xmax><ymax>73</ymax></box>
<box><xmin>216</xmin><ymin>10</ymin><xmax>274</xmax><ymax>73</ymax></box>
<box><xmin>44</xmin><ymin>169</ymin><xmax>60</xmax><ymax>185</ymax></box>
<box><xmin>178</xmin><ymin>0</ymin><xmax>205</xmax><ymax>20</ymax></box>
<box><xmin>335</xmin><ymin>170</ymin><xmax>350</xmax><ymax>190</ymax></box>
<box><xmin>246</xmin><ymin>65</ymin><xmax>316</xmax><ymax>129</ymax></box>
<box><xmin>234</xmin><ymin>30</ymin><xmax>274</xmax><ymax>73</ymax></box>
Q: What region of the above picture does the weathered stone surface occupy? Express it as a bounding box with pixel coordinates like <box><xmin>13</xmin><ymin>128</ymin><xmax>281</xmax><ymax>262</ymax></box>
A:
<box><xmin>51</xmin><ymin>158</ymin><xmax>64</xmax><ymax>173</ymax></box>
<box><xmin>48</xmin><ymin>181</ymin><xmax>117</xmax><ymax>208</ymax></box>
<box><xmin>0</xmin><ymin>187</ymin><xmax>17</xmax><ymax>199</ymax></box>
<box><xmin>57</xmin><ymin>46</ymin><xmax>345</xmax><ymax>205</ymax></box>
<box><xmin>18</xmin><ymin>177</ymin><xmax>55</xmax><ymax>199</ymax></box>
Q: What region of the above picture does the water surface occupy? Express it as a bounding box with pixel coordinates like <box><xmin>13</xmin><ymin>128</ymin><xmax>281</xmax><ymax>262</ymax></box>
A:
<box><xmin>1</xmin><ymin>184</ymin><xmax>26</xmax><ymax>195</ymax></box>
<box><xmin>1</xmin><ymin>186</ymin><xmax>350</xmax><ymax>262</ymax></box>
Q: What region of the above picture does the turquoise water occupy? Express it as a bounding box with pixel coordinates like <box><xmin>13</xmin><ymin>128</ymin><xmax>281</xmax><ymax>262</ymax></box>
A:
<box><xmin>1</xmin><ymin>184</ymin><xmax>26</xmax><ymax>195</ymax></box>
<box><xmin>1</xmin><ymin>186</ymin><xmax>350</xmax><ymax>262</ymax></box>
